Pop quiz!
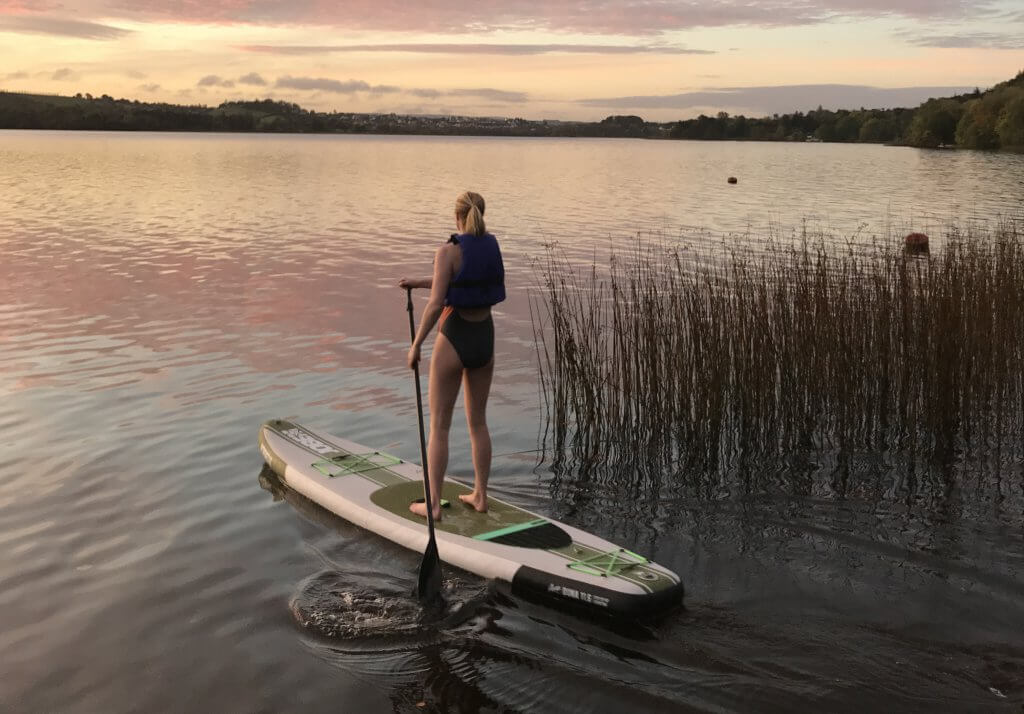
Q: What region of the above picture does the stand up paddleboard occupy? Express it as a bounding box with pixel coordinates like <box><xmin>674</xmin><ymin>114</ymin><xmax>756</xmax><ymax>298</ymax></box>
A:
<box><xmin>259</xmin><ymin>419</ymin><xmax>684</xmax><ymax>618</ymax></box>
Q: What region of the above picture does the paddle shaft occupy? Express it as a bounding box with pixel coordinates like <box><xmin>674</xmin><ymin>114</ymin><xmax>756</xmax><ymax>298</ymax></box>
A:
<box><xmin>406</xmin><ymin>288</ymin><xmax>442</xmax><ymax>601</ymax></box>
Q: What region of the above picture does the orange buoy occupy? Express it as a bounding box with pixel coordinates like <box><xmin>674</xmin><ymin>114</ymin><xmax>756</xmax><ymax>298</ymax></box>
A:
<box><xmin>904</xmin><ymin>232</ymin><xmax>929</xmax><ymax>254</ymax></box>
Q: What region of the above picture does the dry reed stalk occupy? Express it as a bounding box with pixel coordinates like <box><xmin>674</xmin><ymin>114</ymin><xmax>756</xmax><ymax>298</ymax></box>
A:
<box><xmin>530</xmin><ymin>220</ymin><xmax>1024</xmax><ymax>501</ymax></box>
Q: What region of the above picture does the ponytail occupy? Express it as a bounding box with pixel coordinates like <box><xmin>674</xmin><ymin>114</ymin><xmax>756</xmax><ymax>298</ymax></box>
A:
<box><xmin>455</xmin><ymin>191</ymin><xmax>487</xmax><ymax>236</ymax></box>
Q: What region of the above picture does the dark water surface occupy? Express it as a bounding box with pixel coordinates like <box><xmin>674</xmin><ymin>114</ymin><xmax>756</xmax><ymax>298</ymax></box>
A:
<box><xmin>2</xmin><ymin>131</ymin><xmax>1023</xmax><ymax>712</ymax></box>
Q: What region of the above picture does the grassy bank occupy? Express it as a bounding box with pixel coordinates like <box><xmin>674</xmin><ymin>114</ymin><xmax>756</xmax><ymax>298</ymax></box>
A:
<box><xmin>531</xmin><ymin>222</ymin><xmax>1024</xmax><ymax>500</ymax></box>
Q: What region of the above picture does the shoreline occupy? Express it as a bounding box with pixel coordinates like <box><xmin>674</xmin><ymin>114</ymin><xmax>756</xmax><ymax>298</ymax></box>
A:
<box><xmin>3</xmin><ymin>125</ymin><xmax>1021</xmax><ymax>153</ymax></box>
<box><xmin>3</xmin><ymin>78</ymin><xmax>1022</xmax><ymax>151</ymax></box>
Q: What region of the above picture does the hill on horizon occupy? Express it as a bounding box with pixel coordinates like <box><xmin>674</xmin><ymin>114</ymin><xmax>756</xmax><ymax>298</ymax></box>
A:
<box><xmin>1</xmin><ymin>69</ymin><xmax>1021</xmax><ymax>150</ymax></box>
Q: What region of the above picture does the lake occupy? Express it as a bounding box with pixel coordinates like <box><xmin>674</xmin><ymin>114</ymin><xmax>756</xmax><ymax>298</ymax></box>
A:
<box><xmin>2</xmin><ymin>130</ymin><xmax>1023</xmax><ymax>712</ymax></box>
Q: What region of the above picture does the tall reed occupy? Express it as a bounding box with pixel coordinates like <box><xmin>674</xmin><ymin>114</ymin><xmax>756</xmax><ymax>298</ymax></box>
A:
<box><xmin>531</xmin><ymin>221</ymin><xmax>1024</xmax><ymax>501</ymax></box>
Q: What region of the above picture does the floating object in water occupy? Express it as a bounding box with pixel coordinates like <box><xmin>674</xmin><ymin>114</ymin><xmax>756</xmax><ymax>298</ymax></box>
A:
<box><xmin>259</xmin><ymin>419</ymin><xmax>685</xmax><ymax>619</ymax></box>
<box><xmin>727</xmin><ymin>176</ymin><xmax>738</xmax><ymax>184</ymax></box>
<box><xmin>904</xmin><ymin>232</ymin><xmax>929</xmax><ymax>253</ymax></box>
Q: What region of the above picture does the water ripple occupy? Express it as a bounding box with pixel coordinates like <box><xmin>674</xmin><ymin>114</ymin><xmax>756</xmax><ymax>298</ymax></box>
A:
<box><xmin>1</xmin><ymin>132</ymin><xmax>1022</xmax><ymax>713</ymax></box>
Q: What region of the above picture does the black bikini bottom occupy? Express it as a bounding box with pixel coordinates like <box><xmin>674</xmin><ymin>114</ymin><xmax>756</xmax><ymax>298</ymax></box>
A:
<box><xmin>440</xmin><ymin>310</ymin><xmax>494</xmax><ymax>369</ymax></box>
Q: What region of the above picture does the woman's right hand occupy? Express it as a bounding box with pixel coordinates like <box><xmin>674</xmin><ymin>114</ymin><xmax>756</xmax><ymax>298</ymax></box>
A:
<box><xmin>398</xmin><ymin>277</ymin><xmax>415</xmax><ymax>290</ymax></box>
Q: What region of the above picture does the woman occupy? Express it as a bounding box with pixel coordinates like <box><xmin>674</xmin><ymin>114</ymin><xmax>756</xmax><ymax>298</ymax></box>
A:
<box><xmin>399</xmin><ymin>191</ymin><xmax>505</xmax><ymax>521</ymax></box>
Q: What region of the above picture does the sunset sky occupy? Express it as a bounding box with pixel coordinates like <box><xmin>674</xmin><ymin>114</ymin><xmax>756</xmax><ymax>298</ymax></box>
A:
<box><xmin>2</xmin><ymin>1</ymin><xmax>1023</xmax><ymax>121</ymax></box>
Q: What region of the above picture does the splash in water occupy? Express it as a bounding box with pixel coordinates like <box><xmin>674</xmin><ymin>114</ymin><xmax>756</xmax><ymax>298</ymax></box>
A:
<box><xmin>290</xmin><ymin>570</ymin><xmax>493</xmax><ymax>640</ymax></box>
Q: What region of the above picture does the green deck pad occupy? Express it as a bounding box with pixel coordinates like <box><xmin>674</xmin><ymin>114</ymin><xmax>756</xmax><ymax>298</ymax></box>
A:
<box><xmin>549</xmin><ymin>542</ymin><xmax>677</xmax><ymax>593</ymax></box>
<box><xmin>370</xmin><ymin>480</ymin><xmax>541</xmax><ymax>539</ymax></box>
<box><xmin>474</xmin><ymin>518</ymin><xmax>549</xmax><ymax>541</ymax></box>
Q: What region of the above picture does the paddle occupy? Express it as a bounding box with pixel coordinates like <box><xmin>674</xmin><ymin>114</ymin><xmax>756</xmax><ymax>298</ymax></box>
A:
<box><xmin>405</xmin><ymin>287</ymin><xmax>443</xmax><ymax>605</ymax></box>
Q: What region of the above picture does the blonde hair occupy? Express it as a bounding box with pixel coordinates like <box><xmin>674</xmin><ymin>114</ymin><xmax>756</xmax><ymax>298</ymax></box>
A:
<box><xmin>455</xmin><ymin>191</ymin><xmax>486</xmax><ymax>237</ymax></box>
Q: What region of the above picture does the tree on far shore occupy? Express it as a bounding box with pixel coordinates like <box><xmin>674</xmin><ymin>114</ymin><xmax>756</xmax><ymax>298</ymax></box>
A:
<box><xmin>907</xmin><ymin>99</ymin><xmax>963</xmax><ymax>148</ymax></box>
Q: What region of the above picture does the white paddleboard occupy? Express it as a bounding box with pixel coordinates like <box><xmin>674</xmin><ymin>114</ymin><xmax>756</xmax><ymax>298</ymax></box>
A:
<box><xmin>259</xmin><ymin>419</ymin><xmax>684</xmax><ymax>618</ymax></box>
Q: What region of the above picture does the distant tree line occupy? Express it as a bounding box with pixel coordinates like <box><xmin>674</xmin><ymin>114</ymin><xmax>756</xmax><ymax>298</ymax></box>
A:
<box><xmin>665</xmin><ymin>106</ymin><xmax>914</xmax><ymax>143</ymax></box>
<box><xmin>1</xmin><ymin>70</ymin><xmax>1021</xmax><ymax>151</ymax></box>
<box><xmin>663</xmin><ymin>71</ymin><xmax>1024</xmax><ymax>150</ymax></box>
<box><xmin>0</xmin><ymin>94</ymin><xmax>572</xmax><ymax>136</ymax></box>
<box><xmin>906</xmin><ymin>74</ymin><xmax>1024</xmax><ymax>150</ymax></box>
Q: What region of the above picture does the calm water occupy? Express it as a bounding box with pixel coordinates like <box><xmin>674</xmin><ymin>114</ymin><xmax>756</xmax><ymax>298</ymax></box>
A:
<box><xmin>2</xmin><ymin>131</ymin><xmax>1023</xmax><ymax>713</ymax></box>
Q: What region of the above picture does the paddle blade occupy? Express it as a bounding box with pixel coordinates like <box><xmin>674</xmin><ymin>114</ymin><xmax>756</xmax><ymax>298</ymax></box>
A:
<box><xmin>416</xmin><ymin>536</ymin><xmax>443</xmax><ymax>605</ymax></box>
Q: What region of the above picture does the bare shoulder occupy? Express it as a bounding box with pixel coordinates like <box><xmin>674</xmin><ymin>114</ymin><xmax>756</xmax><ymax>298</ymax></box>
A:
<box><xmin>436</xmin><ymin>242</ymin><xmax>459</xmax><ymax>265</ymax></box>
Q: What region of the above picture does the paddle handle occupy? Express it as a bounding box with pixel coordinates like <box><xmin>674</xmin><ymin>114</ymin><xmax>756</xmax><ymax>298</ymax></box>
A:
<box><xmin>406</xmin><ymin>289</ymin><xmax>439</xmax><ymax>534</ymax></box>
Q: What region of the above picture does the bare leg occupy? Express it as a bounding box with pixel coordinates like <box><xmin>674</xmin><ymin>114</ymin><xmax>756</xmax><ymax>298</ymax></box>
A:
<box><xmin>410</xmin><ymin>332</ymin><xmax>462</xmax><ymax>521</ymax></box>
<box><xmin>458</xmin><ymin>356</ymin><xmax>494</xmax><ymax>512</ymax></box>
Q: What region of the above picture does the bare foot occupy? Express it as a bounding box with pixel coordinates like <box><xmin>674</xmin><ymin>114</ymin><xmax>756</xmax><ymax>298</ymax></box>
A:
<box><xmin>409</xmin><ymin>501</ymin><xmax>442</xmax><ymax>521</ymax></box>
<box><xmin>458</xmin><ymin>491</ymin><xmax>488</xmax><ymax>513</ymax></box>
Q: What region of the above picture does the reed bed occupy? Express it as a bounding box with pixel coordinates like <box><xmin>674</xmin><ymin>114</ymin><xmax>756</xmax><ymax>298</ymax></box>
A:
<box><xmin>530</xmin><ymin>221</ymin><xmax>1024</xmax><ymax>500</ymax></box>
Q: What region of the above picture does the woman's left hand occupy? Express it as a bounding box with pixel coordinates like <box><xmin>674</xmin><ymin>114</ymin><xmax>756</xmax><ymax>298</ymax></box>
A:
<box><xmin>407</xmin><ymin>343</ymin><xmax>421</xmax><ymax>369</ymax></box>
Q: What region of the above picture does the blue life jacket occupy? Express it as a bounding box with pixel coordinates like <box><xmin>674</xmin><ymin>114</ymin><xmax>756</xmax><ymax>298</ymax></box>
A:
<box><xmin>445</xmin><ymin>232</ymin><xmax>506</xmax><ymax>308</ymax></box>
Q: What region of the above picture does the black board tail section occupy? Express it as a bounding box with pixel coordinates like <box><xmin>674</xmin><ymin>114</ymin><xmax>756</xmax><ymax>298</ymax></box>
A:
<box><xmin>511</xmin><ymin>565</ymin><xmax>684</xmax><ymax>620</ymax></box>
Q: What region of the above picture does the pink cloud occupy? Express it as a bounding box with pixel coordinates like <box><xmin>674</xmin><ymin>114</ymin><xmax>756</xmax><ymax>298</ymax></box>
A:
<box><xmin>197</xmin><ymin>74</ymin><xmax>234</xmax><ymax>87</ymax></box>
<box><xmin>239</xmin><ymin>42</ymin><xmax>713</xmax><ymax>55</ymax></box>
<box><xmin>0</xmin><ymin>1</ymin><xmax>59</xmax><ymax>10</ymax></box>
<box><xmin>2</xmin><ymin>0</ymin><xmax>999</xmax><ymax>35</ymax></box>
<box><xmin>0</xmin><ymin>13</ymin><xmax>132</xmax><ymax>38</ymax></box>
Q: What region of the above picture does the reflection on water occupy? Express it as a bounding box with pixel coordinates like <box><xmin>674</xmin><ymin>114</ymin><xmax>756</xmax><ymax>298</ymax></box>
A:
<box><xmin>1</xmin><ymin>131</ymin><xmax>1022</xmax><ymax>712</ymax></box>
